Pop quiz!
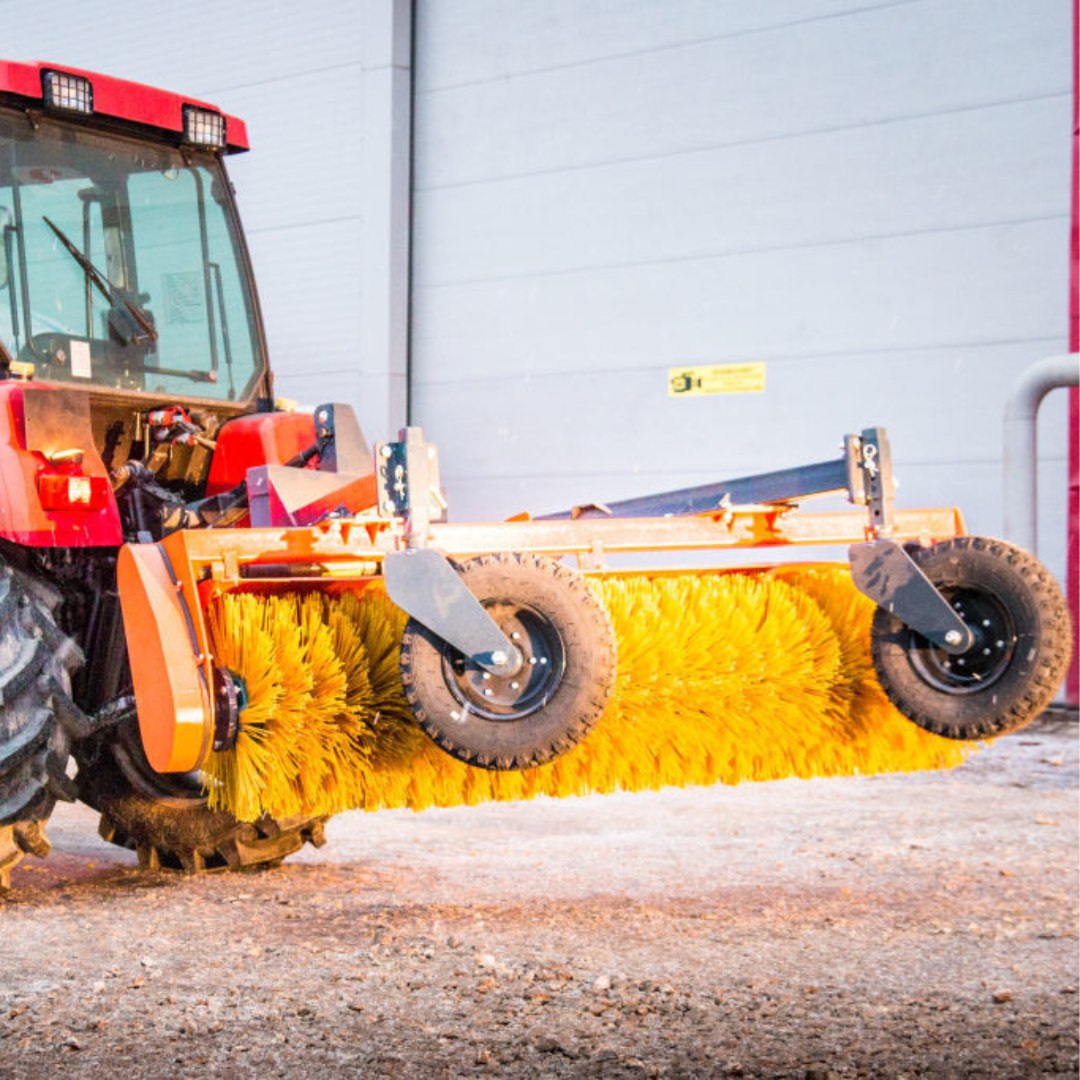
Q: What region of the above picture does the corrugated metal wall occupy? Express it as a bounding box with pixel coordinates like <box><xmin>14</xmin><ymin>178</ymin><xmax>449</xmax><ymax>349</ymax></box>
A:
<box><xmin>3</xmin><ymin>1</ymin><xmax>1074</xmax><ymax>584</ymax></box>
<box><xmin>410</xmin><ymin>0</ymin><xmax>1074</xmax><ymax>582</ymax></box>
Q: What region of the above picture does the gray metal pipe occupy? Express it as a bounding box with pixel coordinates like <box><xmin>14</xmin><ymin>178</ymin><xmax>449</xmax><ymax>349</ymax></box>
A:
<box><xmin>1002</xmin><ymin>353</ymin><xmax>1079</xmax><ymax>553</ymax></box>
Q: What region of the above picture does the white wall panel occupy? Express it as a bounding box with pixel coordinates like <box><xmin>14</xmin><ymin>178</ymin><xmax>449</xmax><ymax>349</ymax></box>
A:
<box><xmin>417</xmin><ymin>0</ymin><xmax>896</xmax><ymax>91</ymax></box>
<box><xmin>411</xmin><ymin>0</ymin><xmax>1074</xmax><ymax>586</ymax></box>
<box><xmin>414</xmin><ymin>99</ymin><xmax>1068</xmax><ymax>286</ymax></box>
<box><xmin>415</xmin><ymin>0</ymin><xmax>1070</xmax><ymax>188</ymax></box>
<box><xmin>413</xmin><ymin>221</ymin><xmax>1066</xmax><ymax>380</ymax></box>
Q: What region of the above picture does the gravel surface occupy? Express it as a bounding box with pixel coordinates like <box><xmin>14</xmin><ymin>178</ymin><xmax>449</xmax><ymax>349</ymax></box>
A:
<box><xmin>1</xmin><ymin>720</ymin><xmax>1077</xmax><ymax>1079</ymax></box>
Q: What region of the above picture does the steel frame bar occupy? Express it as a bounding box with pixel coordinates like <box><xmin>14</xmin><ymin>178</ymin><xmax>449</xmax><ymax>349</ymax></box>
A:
<box><xmin>158</xmin><ymin>504</ymin><xmax>966</xmax><ymax>592</ymax></box>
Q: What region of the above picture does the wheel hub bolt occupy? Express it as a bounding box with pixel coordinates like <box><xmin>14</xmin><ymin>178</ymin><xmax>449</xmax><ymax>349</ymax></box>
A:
<box><xmin>491</xmin><ymin>650</ymin><xmax>510</xmax><ymax>667</ymax></box>
<box><xmin>510</xmin><ymin>682</ymin><xmax>520</xmax><ymax>690</ymax></box>
<box><xmin>944</xmin><ymin>629</ymin><xmax>964</xmax><ymax>646</ymax></box>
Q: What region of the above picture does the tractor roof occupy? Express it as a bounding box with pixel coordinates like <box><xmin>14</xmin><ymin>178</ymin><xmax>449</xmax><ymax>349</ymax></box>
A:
<box><xmin>0</xmin><ymin>59</ymin><xmax>249</xmax><ymax>153</ymax></box>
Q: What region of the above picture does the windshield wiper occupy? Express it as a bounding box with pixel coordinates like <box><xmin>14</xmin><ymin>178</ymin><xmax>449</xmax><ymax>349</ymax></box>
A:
<box><xmin>42</xmin><ymin>216</ymin><xmax>158</xmax><ymax>345</ymax></box>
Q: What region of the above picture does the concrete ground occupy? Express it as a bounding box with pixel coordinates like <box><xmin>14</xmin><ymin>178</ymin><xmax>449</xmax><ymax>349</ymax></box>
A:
<box><xmin>0</xmin><ymin>719</ymin><xmax>1077</xmax><ymax>1078</ymax></box>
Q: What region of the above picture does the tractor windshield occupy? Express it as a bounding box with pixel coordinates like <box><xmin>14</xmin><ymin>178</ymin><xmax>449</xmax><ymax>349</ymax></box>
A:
<box><xmin>0</xmin><ymin>109</ymin><xmax>265</xmax><ymax>403</ymax></box>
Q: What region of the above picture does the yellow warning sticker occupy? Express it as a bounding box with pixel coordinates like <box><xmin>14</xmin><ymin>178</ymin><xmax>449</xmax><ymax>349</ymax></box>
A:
<box><xmin>668</xmin><ymin>362</ymin><xmax>766</xmax><ymax>397</ymax></box>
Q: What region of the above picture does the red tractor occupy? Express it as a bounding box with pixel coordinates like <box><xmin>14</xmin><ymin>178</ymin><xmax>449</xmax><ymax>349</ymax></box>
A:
<box><xmin>0</xmin><ymin>62</ymin><xmax>352</xmax><ymax>883</ymax></box>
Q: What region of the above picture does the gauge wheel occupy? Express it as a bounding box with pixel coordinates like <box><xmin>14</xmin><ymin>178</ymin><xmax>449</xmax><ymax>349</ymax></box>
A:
<box><xmin>0</xmin><ymin>564</ymin><xmax>83</xmax><ymax>891</ymax></box>
<box><xmin>76</xmin><ymin>719</ymin><xmax>327</xmax><ymax>873</ymax></box>
<box><xmin>870</xmin><ymin>536</ymin><xmax>1073</xmax><ymax>739</ymax></box>
<box><xmin>399</xmin><ymin>553</ymin><xmax>617</xmax><ymax>770</ymax></box>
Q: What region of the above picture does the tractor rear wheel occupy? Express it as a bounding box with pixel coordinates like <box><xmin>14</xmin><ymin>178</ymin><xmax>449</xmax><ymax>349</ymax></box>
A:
<box><xmin>76</xmin><ymin>719</ymin><xmax>327</xmax><ymax>873</ymax></box>
<box><xmin>870</xmin><ymin>536</ymin><xmax>1073</xmax><ymax>740</ymax></box>
<box><xmin>400</xmin><ymin>553</ymin><xmax>617</xmax><ymax>770</ymax></box>
<box><xmin>0</xmin><ymin>564</ymin><xmax>83</xmax><ymax>890</ymax></box>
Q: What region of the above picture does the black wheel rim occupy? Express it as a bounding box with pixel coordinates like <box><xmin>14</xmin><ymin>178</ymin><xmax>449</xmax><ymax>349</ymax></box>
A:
<box><xmin>440</xmin><ymin>599</ymin><xmax>566</xmax><ymax>721</ymax></box>
<box><xmin>906</xmin><ymin>586</ymin><xmax>1017</xmax><ymax>695</ymax></box>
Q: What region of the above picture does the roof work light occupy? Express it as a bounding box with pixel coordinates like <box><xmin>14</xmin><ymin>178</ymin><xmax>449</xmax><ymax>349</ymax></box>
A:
<box><xmin>41</xmin><ymin>70</ymin><xmax>93</xmax><ymax>114</ymax></box>
<box><xmin>182</xmin><ymin>105</ymin><xmax>226</xmax><ymax>149</ymax></box>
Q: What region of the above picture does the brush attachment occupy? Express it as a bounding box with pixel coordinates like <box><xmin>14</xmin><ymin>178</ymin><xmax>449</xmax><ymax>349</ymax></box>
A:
<box><xmin>201</xmin><ymin>567</ymin><xmax>971</xmax><ymax>821</ymax></box>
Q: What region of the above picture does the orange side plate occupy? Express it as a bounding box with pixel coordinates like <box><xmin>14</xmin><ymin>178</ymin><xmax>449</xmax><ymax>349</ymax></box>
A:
<box><xmin>117</xmin><ymin>544</ymin><xmax>212</xmax><ymax>772</ymax></box>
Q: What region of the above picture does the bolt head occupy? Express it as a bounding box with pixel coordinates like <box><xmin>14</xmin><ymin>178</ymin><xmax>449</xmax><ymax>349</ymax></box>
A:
<box><xmin>490</xmin><ymin>650</ymin><xmax>509</xmax><ymax>667</ymax></box>
<box><xmin>379</xmin><ymin>444</ymin><xmax>393</xmax><ymax>458</ymax></box>
<box><xmin>944</xmin><ymin>629</ymin><xmax>964</xmax><ymax>646</ymax></box>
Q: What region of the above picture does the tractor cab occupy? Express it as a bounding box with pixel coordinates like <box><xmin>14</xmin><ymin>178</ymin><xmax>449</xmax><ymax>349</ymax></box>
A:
<box><xmin>0</xmin><ymin>62</ymin><xmax>266</xmax><ymax>407</ymax></box>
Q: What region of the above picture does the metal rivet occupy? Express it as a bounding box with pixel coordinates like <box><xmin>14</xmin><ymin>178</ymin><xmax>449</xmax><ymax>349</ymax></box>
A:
<box><xmin>995</xmin><ymin>640</ymin><xmax>1005</xmax><ymax>649</ymax></box>
<box><xmin>379</xmin><ymin>444</ymin><xmax>393</xmax><ymax>458</ymax></box>
<box><xmin>491</xmin><ymin>650</ymin><xmax>509</xmax><ymax>667</ymax></box>
<box><xmin>944</xmin><ymin>630</ymin><xmax>963</xmax><ymax>646</ymax></box>
<box><xmin>957</xmin><ymin>658</ymin><xmax>966</xmax><ymax>666</ymax></box>
<box><xmin>539</xmin><ymin>657</ymin><xmax>548</xmax><ymax>666</ymax></box>
<box><xmin>510</xmin><ymin>682</ymin><xmax>519</xmax><ymax>690</ymax></box>
<box><xmin>481</xmin><ymin>672</ymin><xmax>491</xmax><ymax>681</ymax></box>
<box><xmin>982</xmin><ymin>619</ymin><xmax>991</xmax><ymax>628</ymax></box>
<box><xmin>483</xmin><ymin>688</ymin><xmax>493</xmax><ymax>697</ymax></box>
<box><xmin>528</xmin><ymin>657</ymin><xmax>537</xmax><ymax>666</ymax></box>
<box><xmin>511</xmin><ymin>632</ymin><xmax>521</xmax><ymax>641</ymax></box>
<box><xmin>982</xmin><ymin>648</ymin><xmax>991</xmax><ymax>656</ymax></box>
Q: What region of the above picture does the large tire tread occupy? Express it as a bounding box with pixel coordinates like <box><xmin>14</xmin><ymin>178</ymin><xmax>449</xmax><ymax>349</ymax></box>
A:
<box><xmin>0</xmin><ymin>565</ymin><xmax>82</xmax><ymax>892</ymax></box>
<box><xmin>78</xmin><ymin>730</ymin><xmax>327</xmax><ymax>875</ymax></box>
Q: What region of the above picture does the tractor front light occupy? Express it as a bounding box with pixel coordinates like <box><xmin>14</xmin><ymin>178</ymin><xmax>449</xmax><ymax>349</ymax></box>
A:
<box><xmin>182</xmin><ymin>106</ymin><xmax>226</xmax><ymax>149</ymax></box>
<box><xmin>41</xmin><ymin>70</ymin><xmax>94</xmax><ymax>114</ymax></box>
